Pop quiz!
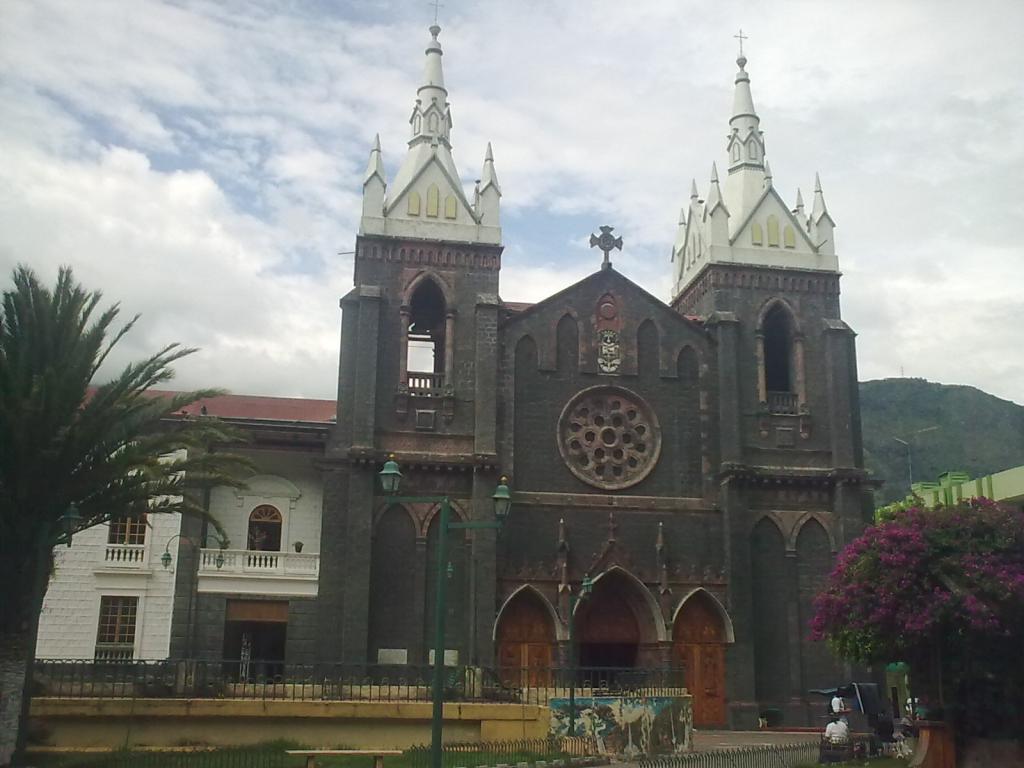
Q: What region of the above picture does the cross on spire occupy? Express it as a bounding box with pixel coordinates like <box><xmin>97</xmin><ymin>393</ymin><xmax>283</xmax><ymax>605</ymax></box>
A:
<box><xmin>734</xmin><ymin>28</ymin><xmax>748</xmax><ymax>58</ymax></box>
<box><xmin>427</xmin><ymin>0</ymin><xmax>444</xmax><ymax>25</ymax></box>
<box><xmin>589</xmin><ymin>225</ymin><xmax>623</xmax><ymax>269</ymax></box>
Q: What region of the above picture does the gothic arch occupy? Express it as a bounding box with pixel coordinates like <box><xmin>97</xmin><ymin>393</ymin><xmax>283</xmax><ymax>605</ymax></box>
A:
<box><xmin>492</xmin><ymin>584</ymin><xmax>565</xmax><ymax>642</ymax></box>
<box><xmin>671</xmin><ymin>588</ymin><xmax>736</xmax><ymax>643</ymax></box>
<box><xmin>587</xmin><ymin>565</ymin><xmax>669</xmax><ymax>642</ymax></box>
<box><xmin>751</xmin><ymin>512</ymin><xmax>787</xmax><ymax>543</ymax></box>
<box><xmin>756</xmin><ymin>297</ymin><xmax>802</xmax><ymax>334</ymax></box>
<box><xmin>636</xmin><ymin>318</ymin><xmax>660</xmax><ymax>374</ymax></box>
<box><xmin>789</xmin><ymin>512</ymin><xmax>837</xmax><ymax>553</ymax></box>
<box><xmin>374</xmin><ymin>501</ymin><xmax>419</xmax><ymax>532</ymax></box>
<box><xmin>403</xmin><ymin>269</ymin><xmax>455</xmax><ymax>308</ymax></box>
<box><xmin>419</xmin><ymin>499</ymin><xmax>468</xmax><ymax>538</ymax></box>
<box><xmin>555</xmin><ymin>312</ymin><xmax>580</xmax><ymax>372</ymax></box>
<box><xmin>676</xmin><ymin>344</ymin><xmax>699</xmax><ymax>380</ymax></box>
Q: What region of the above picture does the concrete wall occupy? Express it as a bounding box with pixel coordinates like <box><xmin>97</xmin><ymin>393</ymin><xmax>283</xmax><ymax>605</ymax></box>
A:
<box><xmin>37</xmin><ymin>512</ymin><xmax>184</xmax><ymax>660</ymax></box>
<box><xmin>29</xmin><ymin>699</ymin><xmax>548</xmax><ymax>749</ymax></box>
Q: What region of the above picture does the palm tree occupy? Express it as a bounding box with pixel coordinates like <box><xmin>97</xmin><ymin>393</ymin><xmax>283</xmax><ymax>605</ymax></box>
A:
<box><xmin>0</xmin><ymin>266</ymin><xmax>252</xmax><ymax>766</ymax></box>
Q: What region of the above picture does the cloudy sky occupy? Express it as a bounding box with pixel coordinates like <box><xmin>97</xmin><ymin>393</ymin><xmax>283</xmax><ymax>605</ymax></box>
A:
<box><xmin>1</xmin><ymin>0</ymin><xmax>1022</xmax><ymax>404</ymax></box>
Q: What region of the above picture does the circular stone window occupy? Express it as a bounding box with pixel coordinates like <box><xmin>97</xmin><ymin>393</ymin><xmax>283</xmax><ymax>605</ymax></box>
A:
<box><xmin>557</xmin><ymin>386</ymin><xmax>662</xmax><ymax>490</ymax></box>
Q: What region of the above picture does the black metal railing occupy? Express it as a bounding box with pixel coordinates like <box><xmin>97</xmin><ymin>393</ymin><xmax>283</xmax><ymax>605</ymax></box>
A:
<box><xmin>640</xmin><ymin>742</ymin><xmax>820</xmax><ymax>768</ymax></box>
<box><xmin>32</xmin><ymin>660</ymin><xmax>685</xmax><ymax>703</ymax></box>
<box><xmin>407</xmin><ymin>737</ymin><xmax>599</xmax><ymax>768</ymax></box>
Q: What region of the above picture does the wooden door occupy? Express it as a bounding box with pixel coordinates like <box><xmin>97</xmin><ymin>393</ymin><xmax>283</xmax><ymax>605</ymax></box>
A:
<box><xmin>673</xmin><ymin>594</ymin><xmax>728</xmax><ymax>727</ymax></box>
<box><xmin>496</xmin><ymin>591</ymin><xmax>554</xmax><ymax>687</ymax></box>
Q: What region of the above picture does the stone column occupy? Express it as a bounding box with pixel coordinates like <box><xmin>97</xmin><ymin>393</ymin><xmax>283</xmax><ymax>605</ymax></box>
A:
<box><xmin>411</xmin><ymin>537</ymin><xmax>428</xmax><ymax>664</ymax></box>
<box><xmin>721</xmin><ymin>478</ymin><xmax>758</xmax><ymax>729</ymax></box>
<box><xmin>398</xmin><ymin>305</ymin><xmax>410</xmax><ymax>384</ymax></box>
<box><xmin>794</xmin><ymin>334</ymin><xmax>807</xmax><ymax>410</ymax></box>
<box><xmin>709</xmin><ymin>312</ymin><xmax>743</xmax><ymax>465</ymax></box>
<box><xmin>754</xmin><ymin>332</ymin><xmax>767</xmax><ymax>405</ymax></box>
<box><xmin>444</xmin><ymin>310</ymin><xmax>456</xmax><ymax>382</ymax></box>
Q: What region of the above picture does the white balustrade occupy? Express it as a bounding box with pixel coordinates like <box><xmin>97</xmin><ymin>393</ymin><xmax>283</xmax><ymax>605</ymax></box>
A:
<box><xmin>102</xmin><ymin>544</ymin><xmax>147</xmax><ymax>567</ymax></box>
<box><xmin>199</xmin><ymin>549</ymin><xmax>319</xmax><ymax>579</ymax></box>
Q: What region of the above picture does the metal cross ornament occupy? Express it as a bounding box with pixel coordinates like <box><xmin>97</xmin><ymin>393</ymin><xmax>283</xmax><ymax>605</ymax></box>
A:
<box><xmin>589</xmin><ymin>225</ymin><xmax>623</xmax><ymax>269</ymax></box>
<box><xmin>734</xmin><ymin>28</ymin><xmax>748</xmax><ymax>57</ymax></box>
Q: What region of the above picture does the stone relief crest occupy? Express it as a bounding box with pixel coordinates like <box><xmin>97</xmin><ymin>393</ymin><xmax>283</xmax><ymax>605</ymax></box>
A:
<box><xmin>597</xmin><ymin>329</ymin><xmax>621</xmax><ymax>373</ymax></box>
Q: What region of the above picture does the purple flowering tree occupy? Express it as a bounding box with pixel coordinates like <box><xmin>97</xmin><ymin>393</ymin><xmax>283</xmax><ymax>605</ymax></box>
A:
<box><xmin>811</xmin><ymin>498</ymin><xmax>1024</xmax><ymax>737</ymax></box>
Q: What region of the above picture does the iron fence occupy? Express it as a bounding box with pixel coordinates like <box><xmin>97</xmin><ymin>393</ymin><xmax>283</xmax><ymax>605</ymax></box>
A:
<box><xmin>39</xmin><ymin>747</ymin><xmax>289</xmax><ymax>768</ymax></box>
<box><xmin>640</xmin><ymin>742</ymin><xmax>820</xmax><ymax>768</ymax></box>
<box><xmin>406</xmin><ymin>736</ymin><xmax>599</xmax><ymax>768</ymax></box>
<box><xmin>32</xmin><ymin>660</ymin><xmax>684</xmax><ymax>704</ymax></box>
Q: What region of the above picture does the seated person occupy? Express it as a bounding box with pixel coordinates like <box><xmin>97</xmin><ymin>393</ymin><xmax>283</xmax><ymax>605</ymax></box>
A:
<box><xmin>831</xmin><ymin>694</ymin><xmax>847</xmax><ymax>715</ymax></box>
<box><xmin>825</xmin><ymin>715</ymin><xmax>851</xmax><ymax>743</ymax></box>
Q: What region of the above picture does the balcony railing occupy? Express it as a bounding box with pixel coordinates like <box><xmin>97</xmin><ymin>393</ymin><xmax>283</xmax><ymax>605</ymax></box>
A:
<box><xmin>101</xmin><ymin>543</ymin><xmax>147</xmax><ymax>568</ymax></box>
<box><xmin>407</xmin><ymin>371</ymin><xmax>445</xmax><ymax>396</ymax></box>
<box><xmin>93</xmin><ymin>644</ymin><xmax>135</xmax><ymax>662</ymax></box>
<box><xmin>199</xmin><ymin>548</ymin><xmax>320</xmax><ymax>579</ymax></box>
<box><xmin>767</xmin><ymin>390</ymin><xmax>799</xmax><ymax>415</ymax></box>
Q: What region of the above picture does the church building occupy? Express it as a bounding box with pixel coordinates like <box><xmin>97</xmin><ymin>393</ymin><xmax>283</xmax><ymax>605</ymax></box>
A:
<box><xmin>36</xmin><ymin>24</ymin><xmax>873</xmax><ymax>729</ymax></box>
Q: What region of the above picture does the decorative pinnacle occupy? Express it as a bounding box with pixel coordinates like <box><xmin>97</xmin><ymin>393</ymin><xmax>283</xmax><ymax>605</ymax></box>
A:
<box><xmin>428</xmin><ymin>0</ymin><xmax>444</xmax><ymax>26</ymax></box>
<box><xmin>589</xmin><ymin>225</ymin><xmax>623</xmax><ymax>269</ymax></box>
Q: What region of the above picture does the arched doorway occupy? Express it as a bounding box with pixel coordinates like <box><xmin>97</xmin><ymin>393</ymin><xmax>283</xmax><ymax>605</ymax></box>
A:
<box><xmin>673</xmin><ymin>592</ymin><xmax>728</xmax><ymax>727</ymax></box>
<box><xmin>495</xmin><ymin>589</ymin><xmax>555</xmax><ymax>686</ymax></box>
<box><xmin>575</xmin><ymin>569</ymin><xmax>661</xmax><ymax>668</ymax></box>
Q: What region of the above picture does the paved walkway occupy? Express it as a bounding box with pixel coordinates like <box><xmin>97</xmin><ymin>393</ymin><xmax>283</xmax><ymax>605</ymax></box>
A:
<box><xmin>692</xmin><ymin>730</ymin><xmax>819</xmax><ymax>751</ymax></box>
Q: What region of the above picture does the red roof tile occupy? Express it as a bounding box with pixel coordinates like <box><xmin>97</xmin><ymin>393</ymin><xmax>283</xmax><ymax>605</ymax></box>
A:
<box><xmin>149</xmin><ymin>390</ymin><xmax>336</xmax><ymax>423</ymax></box>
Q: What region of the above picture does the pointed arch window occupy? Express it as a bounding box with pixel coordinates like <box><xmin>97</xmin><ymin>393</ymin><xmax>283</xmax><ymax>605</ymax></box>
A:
<box><xmin>412</xmin><ymin>114</ymin><xmax>422</xmax><ymax>135</ymax></box>
<box><xmin>748</xmin><ymin>143</ymin><xmax>758</xmax><ymax>160</ymax></box>
<box><xmin>783</xmin><ymin>225</ymin><xmax>795</xmax><ymax>248</ymax></box>
<box><xmin>407</xmin><ymin>191</ymin><xmax>421</xmax><ymax>216</ymax></box>
<box><xmin>444</xmin><ymin>195</ymin><xmax>457</xmax><ymax>219</ymax></box>
<box><xmin>428</xmin><ymin>113</ymin><xmax>439</xmax><ymax>132</ymax></box>
<box><xmin>247</xmin><ymin>505</ymin><xmax>282</xmax><ymax>552</ymax></box>
<box><xmin>401</xmin><ymin>277</ymin><xmax>452</xmax><ymax>395</ymax></box>
<box><xmin>766</xmin><ymin>215</ymin><xmax>780</xmax><ymax>247</ymax></box>
<box><xmin>731</xmin><ymin>143</ymin><xmax>740</xmax><ymax>162</ymax></box>
<box><xmin>757</xmin><ymin>302</ymin><xmax>806</xmax><ymax>415</ymax></box>
<box><xmin>751</xmin><ymin>222</ymin><xmax>763</xmax><ymax>246</ymax></box>
<box><xmin>426</xmin><ymin>184</ymin><xmax>440</xmax><ymax>217</ymax></box>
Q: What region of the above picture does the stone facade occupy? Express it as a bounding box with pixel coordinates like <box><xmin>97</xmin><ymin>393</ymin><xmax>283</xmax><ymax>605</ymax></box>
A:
<box><xmin>35</xmin><ymin>26</ymin><xmax>875</xmax><ymax>730</ymax></box>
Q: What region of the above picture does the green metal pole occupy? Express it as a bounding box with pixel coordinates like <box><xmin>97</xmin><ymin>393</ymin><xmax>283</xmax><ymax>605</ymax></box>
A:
<box><xmin>567</xmin><ymin>593</ymin><xmax>576</xmax><ymax>737</ymax></box>
<box><xmin>430</xmin><ymin>498</ymin><xmax>451</xmax><ymax>768</ymax></box>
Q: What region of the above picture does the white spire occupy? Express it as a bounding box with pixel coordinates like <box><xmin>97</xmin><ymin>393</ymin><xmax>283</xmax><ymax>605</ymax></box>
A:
<box><xmin>811</xmin><ymin>173</ymin><xmax>832</xmax><ymax>223</ymax></box>
<box><xmin>723</xmin><ymin>52</ymin><xmax>766</xmax><ymax>233</ymax></box>
<box><xmin>363</xmin><ymin>134</ymin><xmax>385</xmax><ymax>185</ymax></box>
<box><xmin>479</xmin><ymin>142</ymin><xmax>501</xmax><ymax>195</ymax></box>
<box><xmin>360</xmin><ymin>25</ymin><xmax>501</xmax><ymax>245</ymax></box>
<box><xmin>690</xmin><ymin>179</ymin><xmax>699</xmax><ymax>199</ymax></box>
<box><xmin>763</xmin><ymin>160</ymin><xmax>773</xmax><ymax>188</ymax></box>
<box><xmin>793</xmin><ymin>187</ymin><xmax>807</xmax><ymax>229</ymax></box>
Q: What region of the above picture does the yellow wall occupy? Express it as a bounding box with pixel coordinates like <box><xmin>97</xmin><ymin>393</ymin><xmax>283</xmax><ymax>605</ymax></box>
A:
<box><xmin>30</xmin><ymin>699</ymin><xmax>549</xmax><ymax>749</ymax></box>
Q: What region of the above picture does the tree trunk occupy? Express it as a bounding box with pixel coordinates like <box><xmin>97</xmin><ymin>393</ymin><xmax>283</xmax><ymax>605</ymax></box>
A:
<box><xmin>0</xmin><ymin>629</ymin><xmax>33</xmax><ymax>767</ymax></box>
<box><xmin>1</xmin><ymin>546</ymin><xmax>49</xmax><ymax>767</ymax></box>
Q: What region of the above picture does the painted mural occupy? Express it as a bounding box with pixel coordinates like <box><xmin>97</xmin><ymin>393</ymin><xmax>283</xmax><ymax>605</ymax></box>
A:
<box><xmin>549</xmin><ymin>696</ymin><xmax>693</xmax><ymax>756</ymax></box>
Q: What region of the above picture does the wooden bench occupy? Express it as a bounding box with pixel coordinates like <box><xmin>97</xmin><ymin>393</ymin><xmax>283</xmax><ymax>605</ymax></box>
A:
<box><xmin>285</xmin><ymin>749</ymin><xmax>403</xmax><ymax>768</ymax></box>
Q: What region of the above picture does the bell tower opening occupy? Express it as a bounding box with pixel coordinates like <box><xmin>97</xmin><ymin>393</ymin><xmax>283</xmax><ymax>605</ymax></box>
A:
<box><xmin>763</xmin><ymin>304</ymin><xmax>793</xmax><ymax>394</ymax></box>
<box><xmin>406</xmin><ymin>278</ymin><xmax>447</xmax><ymax>391</ymax></box>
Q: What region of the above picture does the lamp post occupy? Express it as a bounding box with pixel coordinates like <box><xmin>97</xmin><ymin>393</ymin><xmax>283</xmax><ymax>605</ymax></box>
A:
<box><xmin>379</xmin><ymin>456</ymin><xmax>511</xmax><ymax>768</ymax></box>
<box><xmin>566</xmin><ymin>575</ymin><xmax>594</xmax><ymax>738</ymax></box>
<box><xmin>892</xmin><ymin>426</ymin><xmax>940</xmax><ymax>492</ymax></box>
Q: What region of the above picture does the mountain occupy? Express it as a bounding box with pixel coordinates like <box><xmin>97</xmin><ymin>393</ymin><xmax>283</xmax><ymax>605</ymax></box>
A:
<box><xmin>858</xmin><ymin>378</ymin><xmax>1024</xmax><ymax>505</ymax></box>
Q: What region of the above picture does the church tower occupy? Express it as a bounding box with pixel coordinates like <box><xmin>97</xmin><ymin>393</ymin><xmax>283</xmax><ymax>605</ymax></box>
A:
<box><xmin>671</xmin><ymin>49</ymin><xmax>873</xmax><ymax>724</ymax></box>
<box><xmin>321</xmin><ymin>24</ymin><xmax>505</xmax><ymax>666</ymax></box>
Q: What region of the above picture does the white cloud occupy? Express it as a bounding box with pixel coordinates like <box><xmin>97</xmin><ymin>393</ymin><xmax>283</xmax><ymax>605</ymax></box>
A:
<box><xmin>0</xmin><ymin>0</ymin><xmax>1022</xmax><ymax>404</ymax></box>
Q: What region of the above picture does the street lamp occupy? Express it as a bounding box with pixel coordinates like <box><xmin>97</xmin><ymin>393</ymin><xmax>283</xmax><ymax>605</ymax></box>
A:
<box><xmin>892</xmin><ymin>426</ymin><xmax>940</xmax><ymax>492</ymax></box>
<box><xmin>378</xmin><ymin>456</ymin><xmax>512</xmax><ymax>768</ymax></box>
<box><xmin>57</xmin><ymin>503</ymin><xmax>82</xmax><ymax>548</ymax></box>
<box><xmin>161</xmin><ymin>533</ymin><xmax>226</xmax><ymax>570</ymax></box>
<box><xmin>567</xmin><ymin>574</ymin><xmax>594</xmax><ymax>737</ymax></box>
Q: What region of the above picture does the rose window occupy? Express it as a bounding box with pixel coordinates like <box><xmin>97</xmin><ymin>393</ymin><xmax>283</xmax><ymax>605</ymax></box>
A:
<box><xmin>557</xmin><ymin>386</ymin><xmax>662</xmax><ymax>490</ymax></box>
